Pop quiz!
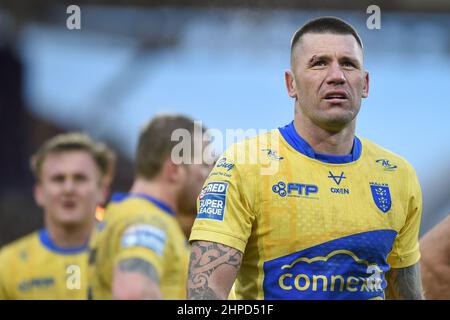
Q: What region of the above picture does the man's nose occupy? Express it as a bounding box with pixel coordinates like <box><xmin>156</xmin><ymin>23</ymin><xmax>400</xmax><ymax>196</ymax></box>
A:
<box><xmin>326</xmin><ymin>62</ymin><xmax>346</xmax><ymax>85</ymax></box>
<box><xmin>62</xmin><ymin>178</ymin><xmax>76</xmax><ymax>193</ymax></box>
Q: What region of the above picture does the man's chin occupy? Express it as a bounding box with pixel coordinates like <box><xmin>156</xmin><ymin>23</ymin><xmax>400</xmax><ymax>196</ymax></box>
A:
<box><xmin>179</xmin><ymin>207</ymin><xmax>197</xmax><ymax>217</ymax></box>
<box><xmin>316</xmin><ymin>109</ymin><xmax>357</xmax><ymax>130</ymax></box>
<box><xmin>177</xmin><ymin>200</ymin><xmax>197</xmax><ymax>217</ymax></box>
<box><xmin>53</xmin><ymin>214</ymin><xmax>87</xmax><ymax>228</ymax></box>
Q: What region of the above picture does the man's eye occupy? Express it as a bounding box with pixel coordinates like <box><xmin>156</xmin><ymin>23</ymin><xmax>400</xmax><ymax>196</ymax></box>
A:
<box><xmin>51</xmin><ymin>176</ymin><xmax>65</xmax><ymax>183</ymax></box>
<box><xmin>313</xmin><ymin>60</ymin><xmax>326</xmax><ymax>67</ymax></box>
<box><xmin>74</xmin><ymin>175</ymin><xmax>88</xmax><ymax>182</ymax></box>
<box><xmin>342</xmin><ymin>61</ymin><xmax>355</xmax><ymax>68</ymax></box>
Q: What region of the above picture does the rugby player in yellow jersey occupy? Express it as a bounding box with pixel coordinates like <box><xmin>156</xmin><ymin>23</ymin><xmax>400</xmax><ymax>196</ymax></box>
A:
<box><xmin>0</xmin><ymin>133</ymin><xmax>115</xmax><ymax>299</ymax></box>
<box><xmin>188</xmin><ymin>17</ymin><xmax>424</xmax><ymax>300</ymax></box>
<box><xmin>88</xmin><ymin>114</ymin><xmax>212</xmax><ymax>300</ymax></box>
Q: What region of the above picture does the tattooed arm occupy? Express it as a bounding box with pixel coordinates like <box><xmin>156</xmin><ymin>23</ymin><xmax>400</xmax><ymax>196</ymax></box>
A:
<box><xmin>187</xmin><ymin>241</ymin><xmax>243</xmax><ymax>300</ymax></box>
<box><xmin>385</xmin><ymin>263</ymin><xmax>424</xmax><ymax>300</ymax></box>
<box><xmin>112</xmin><ymin>257</ymin><xmax>162</xmax><ymax>300</ymax></box>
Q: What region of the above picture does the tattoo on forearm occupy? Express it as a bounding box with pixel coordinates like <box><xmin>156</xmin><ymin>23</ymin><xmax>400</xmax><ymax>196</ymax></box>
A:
<box><xmin>118</xmin><ymin>258</ymin><xmax>159</xmax><ymax>284</ymax></box>
<box><xmin>385</xmin><ymin>263</ymin><xmax>424</xmax><ymax>300</ymax></box>
<box><xmin>188</xmin><ymin>241</ymin><xmax>243</xmax><ymax>300</ymax></box>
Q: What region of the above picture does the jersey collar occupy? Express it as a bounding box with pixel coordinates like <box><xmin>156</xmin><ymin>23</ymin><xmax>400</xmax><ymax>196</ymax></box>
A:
<box><xmin>39</xmin><ymin>229</ymin><xmax>88</xmax><ymax>255</ymax></box>
<box><xmin>111</xmin><ymin>192</ymin><xmax>176</xmax><ymax>217</ymax></box>
<box><xmin>278</xmin><ymin>121</ymin><xmax>362</xmax><ymax>164</ymax></box>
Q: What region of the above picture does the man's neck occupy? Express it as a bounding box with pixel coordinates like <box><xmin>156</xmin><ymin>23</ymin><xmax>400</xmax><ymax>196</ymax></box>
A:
<box><xmin>45</xmin><ymin>218</ymin><xmax>94</xmax><ymax>248</ymax></box>
<box><xmin>293</xmin><ymin>114</ymin><xmax>356</xmax><ymax>155</ymax></box>
<box><xmin>130</xmin><ymin>177</ymin><xmax>178</xmax><ymax>213</ymax></box>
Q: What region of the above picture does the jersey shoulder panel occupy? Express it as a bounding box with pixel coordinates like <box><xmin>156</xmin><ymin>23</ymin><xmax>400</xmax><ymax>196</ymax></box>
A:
<box><xmin>0</xmin><ymin>231</ymin><xmax>39</xmax><ymax>260</ymax></box>
<box><xmin>105</xmin><ymin>197</ymin><xmax>174</xmax><ymax>230</ymax></box>
<box><xmin>220</xmin><ymin>129</ymin><xmax>284</xmax><ymax>177</ymax></box>
<box><xmin>360</xmin><ymin>138</ymin><xmax>414</xmax><ymax>169</ymax></box>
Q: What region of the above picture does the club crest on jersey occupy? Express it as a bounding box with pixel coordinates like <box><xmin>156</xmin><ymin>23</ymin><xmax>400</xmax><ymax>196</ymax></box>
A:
<box><xmin>370</xmin><ymin>182</ymin><xmax>392</xmax><ymax>213</ymax></box>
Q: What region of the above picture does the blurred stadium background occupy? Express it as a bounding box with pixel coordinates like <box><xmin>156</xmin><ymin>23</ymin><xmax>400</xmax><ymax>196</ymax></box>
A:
<box><xmin>0</xmin><ymin>0</ymin><xmax>449</xmax><ymax>246</ymax></box>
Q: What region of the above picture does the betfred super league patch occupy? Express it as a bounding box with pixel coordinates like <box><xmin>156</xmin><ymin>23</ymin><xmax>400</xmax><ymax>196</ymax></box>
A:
<box><xmin>197</xmin><ymin>182</ymin><xmax>228</xmax><ymax>221</ymax></box>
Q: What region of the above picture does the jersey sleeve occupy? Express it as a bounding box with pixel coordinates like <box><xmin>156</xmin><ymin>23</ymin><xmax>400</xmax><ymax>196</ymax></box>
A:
<box><xmin>0</xmin><ymin>248</ymin><xmax>12</xmax><ymax>300</ymax></box>
<box><xmin>387</xmin><ymin>164</ymin><xmax>423</xmax><ymax>268</ymax></box>
<box><xmin>189</xmin><ymin>150</ymin><xmax>257</xmax><ymax>253</ymax></box>
<box><xmin>0</xmin><ymin>250</ymin><xmax>7</xmax><ymax>299</ymax></box>
<box><xmin>113</xmin><ymin>214</ymin><xmax>170</xmax><ymax>279</ymax></box>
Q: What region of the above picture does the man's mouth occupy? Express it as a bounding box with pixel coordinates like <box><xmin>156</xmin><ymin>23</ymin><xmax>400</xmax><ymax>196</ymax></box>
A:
<box><xmin>62</xmin><ymin>200</ymin><xmax>77</xmax><ymax>210</ymax></box>
<box><xmin>323</xmin><ymin>91</ymin><xmax>349</xmax><ymax>102</ymax></box>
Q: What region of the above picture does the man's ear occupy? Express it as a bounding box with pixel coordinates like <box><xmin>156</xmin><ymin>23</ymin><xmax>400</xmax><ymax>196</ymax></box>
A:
<box><xmin>362</xmin><ymin>70</ymin><xmax>369</xmax><ymax>98</ymax></box>
<box><xmin>162</xmin><ymin>157</ymin><xmax>182</xmax><ymax>183</ymax></box>
<box><xmin>34</xmin><ymin>184</ymin><xmax>45</xmax><ymax>207</ymax></box>
<box><xmin>99</xmin><ymin>179</ymin><xmax>109</xmax><ymax>205</ymax></box>
<box><xmin>285</xmin><ymin>70</ymin><xmax>298</xmax><ymax>99</ymax></box>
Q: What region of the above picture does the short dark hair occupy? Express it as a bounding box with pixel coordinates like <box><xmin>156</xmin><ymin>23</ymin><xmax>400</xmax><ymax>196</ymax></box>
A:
<box><xmin>136</xmin><ymin>114</ymin><xmax>205</xmax><ymax>180</ymax></box>
<box><xmin>291</xmin><ymin>16</ymin><xmax>363</xmax><ymax>54</ymax></box>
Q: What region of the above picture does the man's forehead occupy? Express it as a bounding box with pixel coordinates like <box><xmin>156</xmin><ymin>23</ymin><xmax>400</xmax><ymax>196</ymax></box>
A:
<box><xmin>296</xmin><ymin>33</ymin><xmax>363</xmax><ymax>59</ymax></box>
<box><xmin>42</xmin><ymin>150</ymin><xmax>98</xmax><ymax>173</ymax></box>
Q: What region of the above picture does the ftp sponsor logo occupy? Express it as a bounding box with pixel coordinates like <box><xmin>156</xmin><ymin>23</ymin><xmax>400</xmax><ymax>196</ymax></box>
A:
<box><xmin>272</xmin><ymin>181</ymin><xmax>318</xmax><ymax>198</ymax></box>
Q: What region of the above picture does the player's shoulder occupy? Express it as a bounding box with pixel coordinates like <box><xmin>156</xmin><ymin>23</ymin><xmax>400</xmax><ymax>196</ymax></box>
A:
<box><xmin>219</xmin><ymin>129</ymin><xmax>280</xmax><ymax>172</ymax></box>
<box><xmin>107</xmin><ymin>194</ymin><xmax>162</xmax><ymax>216</ymax></box>
<box><xmin>105</xmin><ymin>194</ymin><xmax>176</xmax><ymax>230</ymax></box>
<box><xmin>0</xmin><ymin>231</ymin><xmax>39</xmax><ymax>260</ymax></box>
<box><xmin>106</xmin><ymin>195</ymin><xmax>147</xmax><ymax>215</ymax></box>
<box><xmin>229</xmin><ymin>129</ymin><xmax>279</xmax><ymax>150</ymax></box>
<box><xmin>360</xmin><ymin>137</ymin><xmax>417</xmax><ymax>176</ymax></box>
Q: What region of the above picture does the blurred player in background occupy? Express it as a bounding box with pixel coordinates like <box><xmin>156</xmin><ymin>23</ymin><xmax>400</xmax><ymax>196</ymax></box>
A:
<box><xmin>420</xmin><ymin>215</ymin><xmax>450</xmax><ymax>299</ymax></box>
<box><xmin>176</xmin><ymin>211</ymin><xmax>199</xmax><ymax>240</ymax></box>
<box><xmin>88</xmin><ymin>114</ymin><xmax>212</xmax><ymax>299</ymax></box>
<box><xmin>175</xmin><ymin>156</ymin><xmax>219</xmax><ymax>239</ymax></box>
<box><xmin>0</xmin><ymin>133</ymin><xmax>115</xmax><ymax>299</ymax></box>
<box><xmin>188</xmin><ymin>17</ymin><xmax>424</xmax><ymax>300</ymax></box>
